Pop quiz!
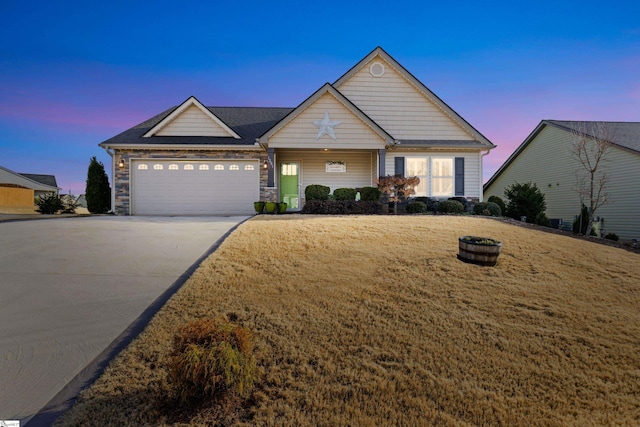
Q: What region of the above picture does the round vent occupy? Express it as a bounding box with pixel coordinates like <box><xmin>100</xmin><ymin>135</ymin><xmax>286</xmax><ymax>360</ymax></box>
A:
<box><xmin>369</xmin><ymin>62</ymin><xmax>385</xmax><ymax>77</ymax></box>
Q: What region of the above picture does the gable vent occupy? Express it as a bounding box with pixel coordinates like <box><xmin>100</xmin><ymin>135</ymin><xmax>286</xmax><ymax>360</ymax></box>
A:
<box><xmin>369</xmin><ymin>62</ymin><xmax>385</xmax><ymax>77</ymax></box>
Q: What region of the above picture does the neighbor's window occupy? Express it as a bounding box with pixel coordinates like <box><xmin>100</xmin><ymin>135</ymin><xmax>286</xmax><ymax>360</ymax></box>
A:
<box><xmin>168</xmin><ymin>164</ymin><xmax>179</xmax><ymax>170</ymax></box>
<box><xmin>431</xmin><ymin>158</ymin><xmax>454</xmax><ymax>197</ymax></box>
<box><xmin>406</xmin><ymin>158</ymin><xmax>427</xmax><ymax>197</ymax></box>
<box><xmin>244</xmin><ymin>164</ymin><xmax>255</xmax><ymax>171</ymax></box>
<box><xmin>184</xmin><ymin>164</ymin><xmax>194</xmax><ymax>170</ymax></box>
<box><xmin>153</xmin><ymin>164</ymin><xmax>163</xmax><ymax>170</ymax></box>
<box><xmin>137</xmin><ymin>164</ymin><xmax>148</xmax><ymax>170</ymax></box>
<box><xmin>229</xmin><ymin>164</ymin><xmax>240</xmax><ymax>170</ymax></box>
<box><xmin>214</xmin><ymin>164</ymin><xmax>224</xmax><ymax>170</ymax></box>
<box><xmin>199</xmin><ymin>164</ymin><xmax>209</xmax><ymax>171</ymax></box>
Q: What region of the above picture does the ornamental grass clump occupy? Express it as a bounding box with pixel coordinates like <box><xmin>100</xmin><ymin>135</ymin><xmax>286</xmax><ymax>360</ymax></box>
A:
<box><xmin>168</xmin><ymin>318</ymin><xmax>257</xmax><ymax>404</ymax></box>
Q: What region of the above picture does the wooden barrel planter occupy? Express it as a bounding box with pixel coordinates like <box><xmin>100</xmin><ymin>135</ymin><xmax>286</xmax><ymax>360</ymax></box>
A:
<box><xmin>458</xmin><ymin>236</ymin><xmax>502</xmax><ymax>266</ymax></box>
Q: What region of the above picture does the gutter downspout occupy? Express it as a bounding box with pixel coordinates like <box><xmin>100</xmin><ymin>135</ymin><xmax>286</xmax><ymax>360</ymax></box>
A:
<box><xmin>103</xmin><ymin>146</ymin><xmax>115</xmax><ymax>213</ymax></box>
<box><xmin>480</xmin><ymin>149</ymin><xmax>491</xmax><ymax>202</ymax></box>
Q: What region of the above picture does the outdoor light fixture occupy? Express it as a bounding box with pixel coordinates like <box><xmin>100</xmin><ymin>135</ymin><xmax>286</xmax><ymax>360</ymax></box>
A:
<box><xmin>118</xmin><ymin>158</ymin><xmax>125</xmax><ymax>168</ymax></box>
<box><xmin>262</xmin><ymin>160</ymin><xmax>268</xmax><ymax>169</ymax></box>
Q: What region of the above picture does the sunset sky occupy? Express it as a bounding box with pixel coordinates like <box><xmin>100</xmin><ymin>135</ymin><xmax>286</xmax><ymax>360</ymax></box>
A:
<box><xmin>1</xmin><ymin>1</ymin><xmax>638</xmax><ymax>195</ymax></box>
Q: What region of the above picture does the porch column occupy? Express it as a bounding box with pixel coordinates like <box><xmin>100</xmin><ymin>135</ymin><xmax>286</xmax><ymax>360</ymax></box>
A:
<box><xmin>267</xmin><ymin>148</ymin><xmax>275</xmax><ymax>187</ymax></box>
<box><xmin>378</xmin><ymin>148</ymin><xmax>386</xmax><ymax>177</ymax></box>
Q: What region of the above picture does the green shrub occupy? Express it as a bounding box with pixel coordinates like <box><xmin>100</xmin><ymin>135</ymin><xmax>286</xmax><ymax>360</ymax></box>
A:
<box><xmin>86</xmin><ymin>156</ymin><xmax>111</xmax><ymax>213</ymax></box>
<box><xmin>504</xmin><ymin>182</ymin><xmax>547</xmax><ymax>225</ymax></box>
<box><xmin>572</xmin><ymin>204</ymin><xmax>591</xmax><ymax>235</ymax></box>
<box><xmin>360</xmin><ymin>186</ymin><xmax>381</xmax><ymax>202</ymax></box>
<box><xmin>305</xmin><ymin>184</ymin><xmax>331</xmax><ymax>201</ymax></box>
<box><xmin>168</xmin><ymin>318</ymin><xmax>257</xmax><ymax>404</ymax></box>
<box><xmin>437</xmin><ymin>199</ymin><xmax>465</xmax><ymax>214</ymax></box>
<box><xmin>487</xmin><ymin>195</ymin><xmax>506</xmax><ymax>214</ymax></box>
<box><xmin>414</xmin><ymin>197</ymin><xmax>438</xmax><ymax>212</ymax></box>
<box><xmin>35</xmin><ymin>193</ymin><xmax>63</xmax><ymax>214</ymax></box>
<box><xmin>604</xmin><ymin>233</ymin><xmax>619</xmax><ymax>241</ymax></box>
<box><xmin>473</xmin><ymin>201</ymin><xmax>502</xmax><ymax>217</ymax></box>
<box><xmin>448</xmin><ymin>197</ymin><xmax>469</xmax><ymax>211</ymax></box>
<box><xmin>301</xmin><ymin>200</ymin><xmax>382</xmax><ymax>215</ymax></box>
<box><xmin>333</xmin><ymin>188</ymin><xmax>357</xmax><ymax>201</ymax></box>
<box><xmin>406</xmin><ymin>201</ymin><xmax>428</xmax><ymax>214</ymax></box>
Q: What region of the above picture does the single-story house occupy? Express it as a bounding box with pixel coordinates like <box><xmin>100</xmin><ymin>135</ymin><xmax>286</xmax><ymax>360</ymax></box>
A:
<box><xmin>0</xmin><ymin>165</ymin><xmax>60</xmax><ymax>210</ymax></box>
<box><xmin>100</xmin><ymin>47</ymin><xmax>496</xmax><ymax>216</ymax></box>
<box><xmin>484</xmin><ymin>120</ymin><xmax>640</xmax><ymax>241</ymax></box>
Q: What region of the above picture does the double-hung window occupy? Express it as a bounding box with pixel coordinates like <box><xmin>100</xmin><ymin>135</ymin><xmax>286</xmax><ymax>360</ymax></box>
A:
<box><xmin>431</xmin><ymin>158</ymin><xmax>454</xmax><ymax>197</ymax></box>
<box><xmin>403</xmin><ymin>157</ymin><xmax>455</xmax><ymax>197</ymax></box>
<box><xmin>406</xmin><ymin>158</ymin><xmax>428</xmax><ymax>197</ymax></box>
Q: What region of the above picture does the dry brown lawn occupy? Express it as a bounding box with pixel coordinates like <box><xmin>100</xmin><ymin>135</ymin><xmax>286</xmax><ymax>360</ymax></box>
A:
<box><xmin>57</xmin><ymin>215</ymin><xmax>640</xmax><ymax>426</ymax></box>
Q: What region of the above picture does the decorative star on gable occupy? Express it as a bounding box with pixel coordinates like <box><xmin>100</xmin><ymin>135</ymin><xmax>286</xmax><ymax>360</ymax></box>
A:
<box><xmin>313</xmin><ymin>112</ymin><xmax>341</xmax><ymax>140</ymax></box>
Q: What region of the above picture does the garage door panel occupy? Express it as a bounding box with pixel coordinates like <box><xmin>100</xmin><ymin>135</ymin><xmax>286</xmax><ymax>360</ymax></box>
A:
<box><xmin>132</xmin><ymin>160</ymin><xmax>259</xmax><ymax>215</ymax></box>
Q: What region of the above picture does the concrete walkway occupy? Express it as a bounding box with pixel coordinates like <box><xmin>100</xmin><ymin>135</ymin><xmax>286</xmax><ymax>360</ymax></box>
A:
<box><xmin>0</xmin><ymin>216</ymin><xmax>247</xmax><ymax>425</ymax></box>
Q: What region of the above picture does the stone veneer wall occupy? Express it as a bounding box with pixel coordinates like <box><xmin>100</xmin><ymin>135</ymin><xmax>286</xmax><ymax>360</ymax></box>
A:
<box><xmin>114</xmin><ymin>149</ymin><xmax>273</xmax><ymax>215</ymax></box>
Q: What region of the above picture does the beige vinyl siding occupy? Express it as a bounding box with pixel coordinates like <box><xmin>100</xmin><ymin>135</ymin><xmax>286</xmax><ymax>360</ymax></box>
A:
<box><xmin>268</xmin><ymin>93</ymin><xmax>386</xmax><ymax>149</ymax></box>
<box><xmin>484</xmin><ymin>125</ymin><xmax>640</xmax><ymax>240</ymax></box>
<box><xmin>155</xmin><ymin>105</ymin><xmax>234</xmax><ymax>137</ymax></box>
<box><xmin>277</xmin><ymin>151</ymin><xmax>376</xmax><ymax>198</ymax></box>
<box><xmin>595</xmin><ymin>148</ymin><xmax>640</xmax><ymax>240</ymax></box>
<box><xmin>484</xmin><ymin>126</ymin><xmax>579</xmax><ymax>220</ymax></box>
<box><xmin>386</xmin><ymin>152</ymin><xmax>482</xmax><ymax>199</ymax></box>
<box><xmin>337</xmin><ymin>57</ymin><xmax>473</xmax><ymax>141</ymax></box>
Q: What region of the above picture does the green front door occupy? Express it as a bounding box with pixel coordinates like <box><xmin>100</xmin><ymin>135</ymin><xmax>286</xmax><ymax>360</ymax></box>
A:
<box><xmin>280</xmin><ymin>162</ymin><xmax>299</xmax><ymax>210</ymax></box>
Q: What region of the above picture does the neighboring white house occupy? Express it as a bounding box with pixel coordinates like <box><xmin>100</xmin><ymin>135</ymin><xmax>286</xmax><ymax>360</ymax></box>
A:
<box><xmin>100</xmin><ymin>47</ymin><xmax>496</xmax><ymax>216</ymax></box>
<box><xmin>484</xmin><ymin>120</ymin><xmax>640</xmax><ymax>241</ymax></box>
<box><xmin>0</xmin><ymin>165</ymin><xmax>60</xmax><ymax>211</ymax></box>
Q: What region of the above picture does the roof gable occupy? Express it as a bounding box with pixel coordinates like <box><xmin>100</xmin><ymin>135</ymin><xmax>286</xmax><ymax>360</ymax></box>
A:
<box><xmin>259</xmin><ymin>83</ymin><xmax>394</xmax><ymax>149</ymax></box>
<box><xmin>334</xmin><ymin>47</ymin><xmax>494</xmax><ymax>148</ymax></box>
<box><xmin>483</xmin><ymin>120</ymin><xmax>640</xmax><ymax>191</ymax></box>
<box><xmin>0</xmin><ymin>165</ymin><xmax>59</xmax><ymax>191</ymax></box>
<box><xmin>143</xmin><ymin>96</ymin><xmax>241</xmax><ymax>138</ymax></box>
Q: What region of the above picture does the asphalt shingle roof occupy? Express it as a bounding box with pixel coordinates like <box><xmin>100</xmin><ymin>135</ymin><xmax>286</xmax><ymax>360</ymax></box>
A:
<box><xmin>101</xmin><ymin>106</ymin><xmax>294</xmax><ymax>146</ymax></box>
<box><xmin>548</xmin><ymin>120</ymin><xmax>640</xmax><ymax>153</ymax></box>
<box><xmin>19</xmin><ymin>173</ymin><xmax>58</xmax><ymax>187</ymax></box>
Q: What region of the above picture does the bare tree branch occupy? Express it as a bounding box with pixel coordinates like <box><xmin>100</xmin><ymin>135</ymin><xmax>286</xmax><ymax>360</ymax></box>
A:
<box><xmin>571</xmin><ymin>122</ymin><xmax>613</xmax><ymax>236</ymax></box>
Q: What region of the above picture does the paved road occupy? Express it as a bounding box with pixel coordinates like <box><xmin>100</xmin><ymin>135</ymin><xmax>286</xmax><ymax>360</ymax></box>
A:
<box><xmin>0</xmin><ymin>216</ymin><xmax>247</xmax><ymax>425</ymax></box>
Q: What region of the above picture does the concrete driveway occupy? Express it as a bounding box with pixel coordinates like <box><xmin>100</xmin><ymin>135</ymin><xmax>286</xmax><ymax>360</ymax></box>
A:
<box><xmin>0</xmin><ymin>216</ymin><xmax>247</xmax><ymax>425</ymax></box>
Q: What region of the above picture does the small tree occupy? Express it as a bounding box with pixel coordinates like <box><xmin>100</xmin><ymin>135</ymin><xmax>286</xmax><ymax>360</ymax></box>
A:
<box><xmin>35</xmin><ymin>193</ymin><xmax>63</xmax><ymax>214</ymax></box>
<box><xmin>503</xmin><ymin>182</ymin><xmax>547</xmax><ymax>225</ymax></box>
<box><xmin>85</xmin><ymin>156</ymin><xmax>111</xmax><ymax>213</ymax></box>
<box><xmin>376</xmin><ymin>175</ymin><xmax>420</xmax><ymax>214</ymax></box>
<box><xmin>571</xmin><ymin>122</ymin><xmax>612</xmax><ymax>236</ymax></box>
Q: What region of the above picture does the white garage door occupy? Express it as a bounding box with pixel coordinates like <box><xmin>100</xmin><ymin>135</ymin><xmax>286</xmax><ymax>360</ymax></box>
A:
<box><xmin>131</xmin><ymin>160</ymin><xmax>259</xmax><ymax>215</ymax></box>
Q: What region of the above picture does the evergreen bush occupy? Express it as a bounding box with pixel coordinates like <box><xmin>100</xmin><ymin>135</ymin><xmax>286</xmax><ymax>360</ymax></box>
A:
<box><xmin>406</xmin><ymin>201</ymin><xmax>428</xmax><ymax>214</ymax></box>
<box><xmin>86</xmin><ymin>156</ymin><xmax>111</xmax><ymax>213</ymax></box>
<box><xmin>35</xmin><ymin>193</ymin><xmax>63</xmax><ymax>214</ymax></box>
<box><xmin>333</xmin><ymin>188</ymin><xmax>357</xmax><ymax>201</ymax></box>
<box><xmin>360</xmin><ymin>186</ymin><xmax>382</xmax><ymax>202</ymax></box>
<box><xmin>437</xmin><ymin>199</ymin><xmax>465</xmax><ymax>214</ymax></box>
<box><xmin>487</xmin><ymin>195</ymin><xmax>506</xmax><ymax>214</ymax></box>
<box><xmin>504</xmin><ymin>182</ymin><xmax>548</xmax><ymax>225</ymax></box>
<box><xmin>305</xmin><ymin>184</ymin><xmax>330</xmax><ymax>201</ymax></box>
<box><xmin>472</xmin><ymin>201</ymin><xmax>502</xmax><ymax>217</ymax></box>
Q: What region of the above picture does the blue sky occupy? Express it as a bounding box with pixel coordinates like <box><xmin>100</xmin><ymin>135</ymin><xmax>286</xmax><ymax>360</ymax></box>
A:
<box><xmin>1</xmin><ymin>0</ymin><xmax>638</xmax><ymax>195</ymax></box>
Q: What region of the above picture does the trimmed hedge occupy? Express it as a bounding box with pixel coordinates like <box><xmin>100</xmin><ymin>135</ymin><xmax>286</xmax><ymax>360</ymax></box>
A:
<box><xmin>487</xmin><ymin>195</ymin><xmax>506</xmax><ymax>214</ymax></box>
<box><xmin>360</xmin><ymin>186</ymin><xmax>382</xmax><ymax>202</ymax></box>
<box><xmin>406</xmin><ymin>201</ymin><xmax>428</xmax><ymax>214</ymax></box>
<box><xmin>302</xmin><ymin>200</ymin><xmax>382</xmax><ymax>215</ymax></box>
<box><xmin>334</xmin><ymin>188</ymin><xmax>357</xmax><ymax>201</ymax></box>
<box><xmin>437</xmin><ymin>199</ymin><xmax>465</xmax><ymax>214</ymax></box>
<box><xmin>305</xmin><ymin>184</ymin><xmax>330</xmax><ymax>201</ymax></box>
<box><xmin>473</xmin><ymin>201</ymin><xmax>502</xmax><ymax>217</ymax></box>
